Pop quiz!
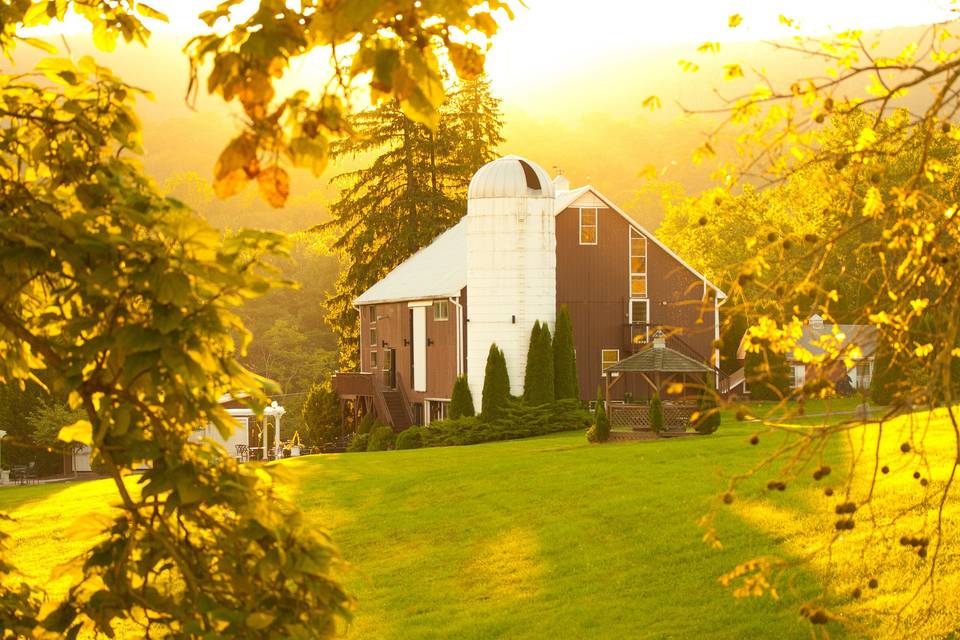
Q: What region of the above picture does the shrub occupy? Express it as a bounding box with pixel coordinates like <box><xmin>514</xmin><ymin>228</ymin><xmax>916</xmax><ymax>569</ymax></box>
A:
<box><xmin>367</xmin><ymin>425</ymin><xmax>396</xmax><ymax>451</ymax></box>
<box><xmin>586</xmin><ymin>387</ymin><xmax>610</xmax><ymax>443</ymax></box>
<box><xmin>553</xmin><ymin>305</ymin><xmax>579</xmax><ymax>400</ymax></box>
<box><xmin>396</xmin><ymin>427</ymin><xmax>423</xmax><ymax>450</ymax></box>
<box><xmin>649</xmin><ymin>393</ymin><xmax>664</xmax><ymax>434</ymax></box>
<box><xmin>481</xmin><ymin>343</ymin><xmax>511</xmax><ymax>421</ymax></box>
<box><xmin>744</xmin><ymin>346</ymin><xmax>791</xmax><ymax>400</ymax></box>
<box><xmin>357</xmin><ymin>412</ymin><xmax>377</xmax><ymax>435</ymax></box>
<box><xmin>347</xmin><ymin>433</ymin><xmax>369</xmax><ymax>452</ymax></box>
<box><xmin>450</xmin><ymin>376</ymin><xmax>475</xmax><ymax>419</ymax></box>
<box><xmin>422</xmin><ymin>399</ymin><xmax>590</xmax><ymax>448</ymax></box>
<box><xmin>693</xmin><ymin>392</ymin><xmax>721</xmax><ymax>435</ymax></box>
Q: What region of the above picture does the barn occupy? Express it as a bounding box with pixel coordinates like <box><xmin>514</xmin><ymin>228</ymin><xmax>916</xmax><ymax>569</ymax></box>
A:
<box><xmin>332</xmin><ymin>155</ymin><xmax>727</xmax><ymax>429</ymax></box>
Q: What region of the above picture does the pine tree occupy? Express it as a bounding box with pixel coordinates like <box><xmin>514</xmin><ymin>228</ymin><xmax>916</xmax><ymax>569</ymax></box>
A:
<box><xmin>450</xmin><ymin>376</ymin><xmax>476</xmax><ymax>419</ymax></box>
<box><xmin>323</xmin><ymin>79</ymin><xmax>504</xmax><ymax>368</ymax></box>
<box><xmin>587</xmin><ymin>386</ymin><xmax>610</xmax><ymax>443</ymax></box>
<box><xmin>870</xmin><ymin>342</ymin><xmax>896</xmax><ymax>406</ymax></box>
<box><xmin>481</xmin><ymin>344</ymin><xmax>511</xmax><ymax>421</ymax></box>
<box><xmin>745</xmin><ymin>348</ymin><xmax>791</xmax><ymax>401</ymax></box>
<box><xmin>553</xmin><ymin>305</ymin><xmax>578</xmax><ymax>399</ymax></box>
<box><xmin>649</xmin><ymin>393</ymin><xmax>665</xmax><ymax>434</ymax></box>
<box><xmin>523</xmin><ymin>321</ymin><xmax>543</xmax><ymax>402</ymax></box>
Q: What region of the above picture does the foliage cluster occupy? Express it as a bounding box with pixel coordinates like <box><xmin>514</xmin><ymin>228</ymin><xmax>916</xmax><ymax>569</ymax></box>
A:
<box><xmin>692</xmin><ymin>393</ymin><xmax>721</xmax><ymax>435</ymax></box>
<box><xmin>301</xmin><ymin>381</ymin><xmax>342</xmax><ymax>446</ymax></box>
<box><xmin>422</xmin><ymin>399</ymin><xmax>590</xmax><ymax>447</ymax></box>
<box><xmin>553</xmin><ymin>306</ymin><xmax>579</xmax><ymax>400</ymax></box>
<box><xmin>523</xmin><ymin>321</ymin><xmax>555</xmax><ymax>405</ymax></box>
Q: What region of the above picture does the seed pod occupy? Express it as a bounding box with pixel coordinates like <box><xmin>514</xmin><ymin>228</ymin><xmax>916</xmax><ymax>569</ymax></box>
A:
<box><xmin>723</xmin><ymin>493</ymin><xmax>734</xmax><ymax>505</ymax></box>
<box><xmin>881</xmin><ymin>465</ymin><xmax>889</xmax><ymax>474</ymax></box>
<box><xmin>868</xmin><ymin>578</ymin><xmax>878</xmax><ymax>589</ymax></box>
<box><xmin>749</xmin><ymin>434</ymin><xmax>759</xmax><ymax>444</ymax></box>
<box><xmin>852</xmin><ymin>587</ymin><xmax>862</xmax><ymax>599</ymax></box>
<box><xmin>901</xmin><ymin>442</ymin><xmax>911</xmax><ymax>453</ymax></box>
<box><xmin>919</xmin><ymin>547</ymin><xmax>928</xmax><ymax>558</ymax></box>
<box><xmin>809</xmin><ymin>610</ymin><xmax>829</xmax><ymax>625</ymax></box>
<box><xmin>824</xmin><ymin>487</ymin><xmax>834</xmax><ymax>497</ymax></box>
<box><xmin>913</xmin><ymin>471</ymin><xmax>921</xmax><ymax>479</ymax></box>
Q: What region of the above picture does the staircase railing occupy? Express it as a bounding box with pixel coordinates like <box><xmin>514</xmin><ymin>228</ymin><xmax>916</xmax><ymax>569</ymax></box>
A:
<box><xmin>393</xmin><ymin>372</ymin><xmax>416</xmax><ymax>428</ymax></box>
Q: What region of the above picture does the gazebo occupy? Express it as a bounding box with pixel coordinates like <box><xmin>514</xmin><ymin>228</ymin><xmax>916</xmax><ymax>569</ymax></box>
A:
<box><xmin>603</xmin><ymin>331</ymin><xmax>716</xmax><ymax>431</ymax></box>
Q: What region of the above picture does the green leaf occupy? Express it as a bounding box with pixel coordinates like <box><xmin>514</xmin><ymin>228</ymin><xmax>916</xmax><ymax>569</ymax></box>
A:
<box><xmin>245</xmin><ymin>612</ymin><xmax>275</xmax><ymax>630</ymax></box>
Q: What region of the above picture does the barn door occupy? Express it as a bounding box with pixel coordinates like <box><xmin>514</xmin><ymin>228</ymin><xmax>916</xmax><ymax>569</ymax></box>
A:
<box><xmin>412</xmin><ymin>305</ymin><xmax>427</xmax><ymax>392</ymax></box>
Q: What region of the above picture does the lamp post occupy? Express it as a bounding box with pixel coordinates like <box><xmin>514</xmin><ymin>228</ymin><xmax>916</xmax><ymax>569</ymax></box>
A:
<box><xmin>263</xmin><ymin>402</ymin><xmax>286</xmax><ymax>460</ymax></box>
<box><xmin>0</xmin><ymin>430</ymin><xmax>6</xmax><ymax>484</ymax></box>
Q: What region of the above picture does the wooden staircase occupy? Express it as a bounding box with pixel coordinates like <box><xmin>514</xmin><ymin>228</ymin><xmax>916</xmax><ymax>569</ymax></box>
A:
<box><xmin>381</xmin><ymin>390</ymin><xmax>413</xmax><ymax>430</ymax></box>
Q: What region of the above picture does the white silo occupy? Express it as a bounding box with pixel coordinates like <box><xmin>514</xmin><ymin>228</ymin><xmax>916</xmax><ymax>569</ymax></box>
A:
<box><xmin>466</xmin><ymin>155</ymin><xmax>557</xmax><ymax>407</ymax></box>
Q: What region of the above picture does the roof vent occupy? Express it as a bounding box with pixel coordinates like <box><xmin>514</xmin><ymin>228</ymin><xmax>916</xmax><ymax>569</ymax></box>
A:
<box><xmin>553</xmin><ymin>174</ymin><xmax>570</xmax><ymax>192</ymax></box>
<box><xmin>809</xmin><ymin>314</ymin><xmax>824</xmax><ymax>329</ymax></box>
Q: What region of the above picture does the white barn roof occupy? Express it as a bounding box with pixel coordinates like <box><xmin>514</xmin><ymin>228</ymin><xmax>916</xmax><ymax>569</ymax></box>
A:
<box><xmin>353</xmin><ymin>220</ymin><xmax>468</xmax><ymax>306</ymax></box>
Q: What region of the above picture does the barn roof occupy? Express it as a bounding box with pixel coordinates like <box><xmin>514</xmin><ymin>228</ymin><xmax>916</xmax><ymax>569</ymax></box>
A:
<box><xmin>605</xmin><ymin>344</ymin><xmax>715</xmax><ymax>374</ymax></box>
<box><xmin>353</xmin><ymin>219</ymin><xmax>467</xmax><ymax>306</ymax></box>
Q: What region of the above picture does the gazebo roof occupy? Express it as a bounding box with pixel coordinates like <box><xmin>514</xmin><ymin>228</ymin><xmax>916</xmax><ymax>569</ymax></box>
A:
<box><xmin>605</xmin><ymin>343</ymin><xmax>714</xmax><ymax>374</ymax></box>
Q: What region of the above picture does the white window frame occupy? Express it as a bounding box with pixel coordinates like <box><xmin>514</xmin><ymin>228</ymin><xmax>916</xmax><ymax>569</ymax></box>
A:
<box><xmin>855</xmin><ymin>359</ymin><xmax>873</xmax><ymax>389</ymax></box>
<box><xmin>579</xmin><ymin>207</ymin><xmax>598</xmax><ymax>245</ymax></box>
<box><xmin>630</xmin><ymin>227</ymin><xmax>648</xmax><ymax>298</ymax></box>
<box><xmin>433</xmin><ymin>300</ymin><xmax>449</xmax><ymax>321</ymax></box>
<box><xmin>629</xmin><ymin>298</ymin><xmax>650</xmax><ymax>345</ymax></box>
<box><xmin>425</xmin><ymin>398</ymin><xmax>450</xmax><ymax>425</ymax></box>
<box><xmin>601</xmin><ymin>349</ymin><xmax>620</xmax><ymax>377</ymax></box>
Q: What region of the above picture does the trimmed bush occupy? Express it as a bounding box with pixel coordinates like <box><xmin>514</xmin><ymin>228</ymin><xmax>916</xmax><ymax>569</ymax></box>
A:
<box><xmin>525</xmin><ymin>321</ymin><xmax>555</xmax><ymax>406</ymax></box>
<box><xmin>421</xmin><ymin>399</ymin><xmax>590</xmax><ymax>448</ymax></box>
<box><xmin>347</xmin><ymin>433</ymin><xmax>369</xmax><ymax>452</ymax></box>
<box><xmin>450</xmin><ymin>376</ymin><xmax>475</xmax><ymax>418</ymax></box>
<box><xmin>396</xmin><ymin>427</ymin><xmax>423</xmax><ymax>450</ymax></box>
<box><xmin>649</xmin><ymin>393</ymin><xmax>664</xmax><ymax>434</ymax></box>
<box><xmin>693</xmin><ymin>392</ymin><xmax>721</xmax><ymax>435</ymax></box>
<box><xmin>586</xmin><ymin>387</ymin><xmax>610</xmax><ymax>443</ymax></box>
<box><xmin>481</xmin><ymin>343</ymin><xmax>511</xmax><ymax>421</ymax></box>
<box><xmin>367</xmin><ymin>425</ymin><xmax>396</xmax><ymax>451</ymax></box>
<box><xmin>553</xmin><ymin>305</ymin><xmax>579</xmax><ymax>400</ymax></box>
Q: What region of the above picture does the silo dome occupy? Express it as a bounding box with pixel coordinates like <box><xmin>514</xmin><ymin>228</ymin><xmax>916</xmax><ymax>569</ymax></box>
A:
<box><xmin>468</xmin><ymin>155</ymin><xmax>556</xmax><ymax>200</ymax></box>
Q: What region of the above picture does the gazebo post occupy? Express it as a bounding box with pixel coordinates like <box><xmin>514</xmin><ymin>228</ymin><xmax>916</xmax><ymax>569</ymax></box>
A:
<box><xmin>604</xmin><ymin>371</ymin><xmax>611</xmax><ymax>406</ymax></box>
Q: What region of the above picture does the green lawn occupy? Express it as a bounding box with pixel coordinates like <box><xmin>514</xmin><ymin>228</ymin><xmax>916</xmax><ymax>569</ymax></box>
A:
<box><xmin>2</xmin><ymin>399</ymin><xmax>957</xmax><ymax>639</ymax></box>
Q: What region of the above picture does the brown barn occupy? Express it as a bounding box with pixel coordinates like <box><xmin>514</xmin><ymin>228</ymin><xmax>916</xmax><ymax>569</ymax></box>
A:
<box><xmin>332</xmin><ymin>156</ymin><xmax>726</xmax><ymax>429</ymax></box>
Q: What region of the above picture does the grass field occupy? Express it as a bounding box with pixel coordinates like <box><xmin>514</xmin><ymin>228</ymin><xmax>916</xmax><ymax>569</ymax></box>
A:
<box><xmin>2</xmin><ymin>398</ymin><xmax>958</xmax><ymax>639</ymax></box>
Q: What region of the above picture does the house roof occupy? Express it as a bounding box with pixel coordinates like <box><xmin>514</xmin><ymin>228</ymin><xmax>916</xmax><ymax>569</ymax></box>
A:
<box><xmin>736</xmin><ymin>316</ymin><xmax>879</xmax><ymax>361</ymax></box>
<box><xmin>353</xmin><ymin>219</ymin><xmax>468</xmax><ymax>306</ymax></box>
<box><xmin>796</xmin><ymin>321</ymin><xmax>878</xmax><ymax>359</ymax></box>
<box><xmin>605</xmin><ymin>344</ymin><xmax>715</xmax><ymax>374</ymax></box>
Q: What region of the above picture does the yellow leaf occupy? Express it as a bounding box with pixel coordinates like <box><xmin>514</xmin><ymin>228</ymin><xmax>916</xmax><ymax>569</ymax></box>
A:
<box><xmin>214</xmin><ymin>169</ymin><xmax>250</xmax><ymax>199</ymax></box>
<box><xmin>257</xmin><ymin>166</ymin><xmax>290</xmax><ymax>208</ymax></box>
<box><xmin>17</xmin><ymin>37</ymin><xmax>57</xmax><ymax>54</ymax></box>
<box><xmin>92</xmin><ymin>21</ymin><xmax>118</xmax><ymax>52</ymax></box>
<box><xmin>666</xmin><ymin>382</ymin><xmax>684</xmax><ymax>394</ymax></box>
<box><xmin>135</xmin><ymin>3</ymin><xmax>169</xmax><ymax>22</ymax></box>
<box><xmin>724</xmin><ymin>64</ymin><xmax>744</xmax><ymax>80</ymax></box>
<box><xmin>58</xmin><ymin>420</ymin><xmax>93</xmax><ymax>445</ymax></box>
<box><xmin>728</xmin><ymin>14</ymin><xmax>743</xmax><ymax>28</ymax></box>
<box><xmin>642</xmin><ymin>95</ymin><xmax>661</xmax><ymax>110</ymax></box>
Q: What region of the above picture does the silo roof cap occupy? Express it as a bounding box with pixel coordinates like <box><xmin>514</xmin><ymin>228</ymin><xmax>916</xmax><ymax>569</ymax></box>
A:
<box><xmin>468</xmin><ymin>155</ymin><xmax>556</xmax><ymax>199</ymax></box>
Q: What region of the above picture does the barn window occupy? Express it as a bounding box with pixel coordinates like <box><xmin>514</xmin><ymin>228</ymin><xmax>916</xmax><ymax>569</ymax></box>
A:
<box><xmin>433</xmin><ymin>300</ymin><xmax>449</xmax><ymax>321</ymax></box>
<box><xmin>601</xmin><ymin>349</ymin><xmax>620</xmax><ymax>375</ymax></box>
<box><xmin>630</xmin><ymin>228</ymin><xmax>647</xmax><ymax>296</ymax></box>
<box><xmin>580</xmin><ymin>208</ymin><xmax>598</xmax><ymax>245</ymax></box>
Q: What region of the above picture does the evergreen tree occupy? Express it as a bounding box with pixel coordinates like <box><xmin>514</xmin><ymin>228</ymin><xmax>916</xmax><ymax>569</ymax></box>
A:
<box><xmin>323</xmin><ymin>79</ymin><xmax>504</xmax><ymax>368</ymax></box>
<box><xmin>870</xmin><ymin>342</ymin><xmax>896</xmax><ymax>406</ymax></box>
<box><xmin>745</xmin><ymin>348</ymin><xmax>791</xmax><ymax>401</ymax></box>
<box><xmin>587</xmin><ymin>386</ymin><xmax>610</xmax><ymax>443</ymax></box>
<box><xmin>649</xmin><ymin>393</ymin><xmax>665</xmax><ymax>434</ymax></box>
<box><xmin>481</xmin><ymin>344</ymin><xmax>511</xmax><ymax>421</ymax></box>
<box><xmin>523</xmin><ymin>321</ymin><xmax>543</xmax><ymax>402</ymax></box>
<box><xmin>553</xmin><ymin>306</ymin><xmax>578</xmax><ymax>399</ymax></box>
<box><xmin>534</xmin><ymin>324</ymin><xmax>555</xmax><ymax>405</ymax></box>
<box><xmin>449</xmin><ymin>376</ymin><xmax>476</xmax><ymax>419</ymax></box>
